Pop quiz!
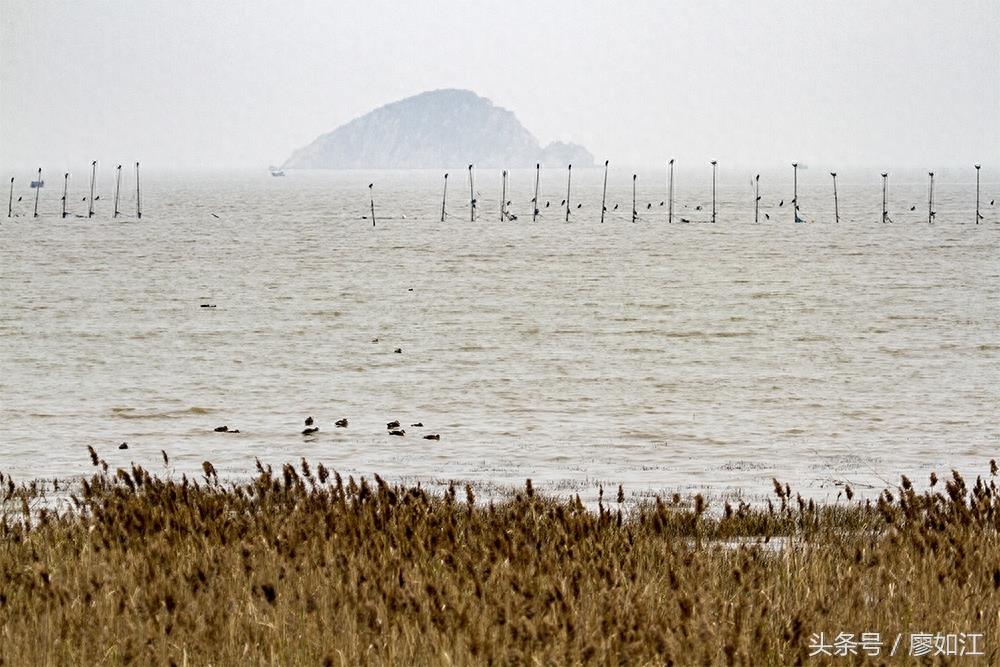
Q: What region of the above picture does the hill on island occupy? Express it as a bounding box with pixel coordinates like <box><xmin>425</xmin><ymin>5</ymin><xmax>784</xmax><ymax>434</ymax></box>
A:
<box><xmin>283</xmin><ymin>89</ymin><xmax>594</xmax><ymax>169</ymax></box>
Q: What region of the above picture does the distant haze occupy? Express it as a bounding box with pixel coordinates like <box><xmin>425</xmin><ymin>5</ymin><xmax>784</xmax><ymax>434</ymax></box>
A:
<box><xmin>1</xmin><ymin>0</ymin><xmax>998</xmax><ymax>171</ymax></box>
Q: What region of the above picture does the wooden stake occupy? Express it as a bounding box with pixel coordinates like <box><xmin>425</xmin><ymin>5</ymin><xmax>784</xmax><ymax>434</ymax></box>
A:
<box><xmin>62</xmin><ymin>173</ymin><xmax>69</xmax><ymax>219</ymax></box>
<box><xmin>441</xmin><ymin>173</ymin><xmax>448</xmax><ymax>222</ymax></box>
<box><xmin>33</xmin><ymin>168</ymin><xmax>41</xmax><ymax>218</ymax></box>
<box><xmin>928</xmin><ymin>172</ymin><xmax>934</xmax><ymax>224</ymax></box>
<box><xmin>975</xmin><ymin>164</ymin><xmax>981</xmax><ymax>224</ymax></box>
<box><xmin>468</xmin><ymin>164</ymin><xmax>475</xmax><ymax>222</ymax></box>
<box><xmin>369</xmin><ymin>183</ymin><xmax>375</xmax><ymax>227</ymax></box>
<box><xmin>135</xmin><ymin>162</ymin><xmax>141</xmax><ymax>219</ymax></box>
<box><xmin>113</xmin><ymin>164</ymin><xmax>122</xmax><ymax>218</ymax></box>
<box><xmin>754</xmin><ymin>174</ymin><xmax>760</xmax><ymax>223</ymax></box>
<box><xmin>565</xmin><ymin>164</ymin><xmax>572</xmax><ymax>222</ymax></box>
<box><xmin>600</xmin><ymin>160</ymin><xmax>609</xmax><ymax>223</ymax></box>
<box><xmin>632</xmin><ymin>174</ymin><xmax>637</xmax><ymax>223</ymax></box>
<box><xmin>791</xmin><ymin>162</ymin><xmax>798</xmax><ymax>224</ymax></box>
<box><xmin>533</xmin><ymin>163</ymin><xmax>540</xmax><ymax>222</ymax></box>
<box><xmin>881</xmin><ymin>173</ymin><xmax>888</xmax><ymax>223</ymax></box>
<box><xmin>668</xmin><ymin>158</ymin><xmax>674</xmax><ymax>224</ymax></box>
<box><xmin>7</xmin><ymin>177</ymin><xmax>12</xmax><ymax>218</ymax></box>
<box><xmin>710</xmin><ymin>161</ymin><xmax>717</xmax><ymax>223</ymax></box>
<box><xmin>88</xmin><ymin>161</ymin><xmax>96</xmax><ymax>218</ymax></box>
<box><xmin>831</xmin><ymin>172</ymin><xmax>839</xmax><ymax>223</ymax></box>
<box><xmin>500</xmin><ymin>170</ymin><xmax>507</xmax><ymax>222</ymax></box>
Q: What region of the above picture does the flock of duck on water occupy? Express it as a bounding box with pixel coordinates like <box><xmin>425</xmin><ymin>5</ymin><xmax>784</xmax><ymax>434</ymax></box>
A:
<box><xmin>295</xmin><ymin>415</ymin><xmax>440</xmax><ymax>440</ymax></box>
<box><xmin>111</xmin><ymin>415</ymin><xmax>441</xmax><ymax>453</ymax></box>
<box><xmin>208</xmin><ymin>416</ymin><xmax>440</xmax><ymax>440</ymax></box>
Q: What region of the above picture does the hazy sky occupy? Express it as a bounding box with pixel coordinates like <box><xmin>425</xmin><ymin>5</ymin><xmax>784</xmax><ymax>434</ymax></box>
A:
<box><xmin>1</xmin><ymin>0</ymin><xmax>997</xmax><ymax>170</ymax></box>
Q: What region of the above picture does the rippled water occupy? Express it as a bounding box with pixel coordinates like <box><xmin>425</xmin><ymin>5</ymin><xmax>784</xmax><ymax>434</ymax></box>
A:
<box><xmin>1</xmin><ymin>167</ymin><xmax>998</xmax><ymax>501</ymax></box>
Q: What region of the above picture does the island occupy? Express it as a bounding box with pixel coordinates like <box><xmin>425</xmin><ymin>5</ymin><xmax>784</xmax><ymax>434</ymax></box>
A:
<box><xmin>283</xmin><ymin>89</ymin><xmax>594</xmax><ymax>169</ymax></box>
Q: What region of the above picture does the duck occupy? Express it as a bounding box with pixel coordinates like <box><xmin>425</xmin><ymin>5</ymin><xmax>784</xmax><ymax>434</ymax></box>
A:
<box><xmin>423</xmin><ymin>434</ymin><xmax>440</xmax><ymax>441</ymax></box>
<box><xmin>214</xmin><ymin>425</ymin><xmax>229</xmax><ymax>432</ymax></box>
<box><xmin>335</xmin><ymin>418</ymin><xmax>348</xmax><ymax>428</ymax></box>
<box><xmin>389</xmin><ymin>429</ymin><xmax>405</xmax><ymax>436</ymax></box>
<box><xmin>302</xmin><ymin>416</ymin><xmax>318</xmax><ymax>435</ymax></box>
<box><xmin>410</xmin><ymin>422</ymin><xmax>423</xmax><ymax>427</ymax></box>
<box><xmin>118</xmin><ymin>442</ymin><xmax>128</xmax><ymax>450</ymax></box>
<box><xmin>387</xmin><ymin>420</ymin><xmax>400</xmax><ymax>429</ymax></box>
<box><xmin>394</xmin><ymin>348</ymin><xmax>402</xmax><ymax>354</ymax></box>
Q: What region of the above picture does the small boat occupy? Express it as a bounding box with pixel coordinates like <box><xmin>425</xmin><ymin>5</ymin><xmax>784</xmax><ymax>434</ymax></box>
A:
<box><xmin>269</xmin><ymin>166</ymin><xmax>285</xmax><ymax>177</ymax></box>
<box><xmin>30</xmin><ymin>180</ymin><xmax>44</xmax><ymax>188</ymax></box>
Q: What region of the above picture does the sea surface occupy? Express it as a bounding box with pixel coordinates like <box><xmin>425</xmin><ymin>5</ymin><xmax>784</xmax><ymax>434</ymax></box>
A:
<box><xmin>1</xmin><ymin>166</ymin><xmax>998</xmax><ymax>502</ymax></box>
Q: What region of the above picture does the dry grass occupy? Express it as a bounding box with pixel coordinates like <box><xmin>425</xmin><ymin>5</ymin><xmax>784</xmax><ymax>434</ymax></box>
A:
<box><xmin>1</xmin><ymin>452</ymin><xmax>999</xmax><ymax>665</ymax></box>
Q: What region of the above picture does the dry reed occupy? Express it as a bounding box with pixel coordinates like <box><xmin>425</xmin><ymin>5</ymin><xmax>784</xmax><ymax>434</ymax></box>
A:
<box><xmin>0</xmin><ymin>455</ymin><xmax>998</xmax><ymax>665</ymax></box>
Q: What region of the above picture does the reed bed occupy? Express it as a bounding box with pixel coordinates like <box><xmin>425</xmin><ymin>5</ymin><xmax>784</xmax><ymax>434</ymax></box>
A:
<box><xmin>1</xmin><ymin>453</ymin><xmax>998</xmax><ymax>665</ymax></box>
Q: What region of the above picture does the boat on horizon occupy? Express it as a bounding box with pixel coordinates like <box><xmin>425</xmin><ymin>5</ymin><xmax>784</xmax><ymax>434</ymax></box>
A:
<box><xmin>269</xmin><ymin>166</ymin><xmax>285</xmax><ymax>177</ymax></box>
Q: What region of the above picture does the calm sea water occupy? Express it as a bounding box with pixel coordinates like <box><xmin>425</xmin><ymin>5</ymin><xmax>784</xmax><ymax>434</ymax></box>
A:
<box><xmin>1</xmin><ymin>166</ymin><xmax>998</xmax><ymax>502</ymax></box>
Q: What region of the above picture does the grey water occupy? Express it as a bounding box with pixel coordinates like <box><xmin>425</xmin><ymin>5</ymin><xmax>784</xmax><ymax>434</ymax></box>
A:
<box><xmin>1</xmin><ymin>166</ymin><xmax>998</xmax><ymax>503</ymax></box>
